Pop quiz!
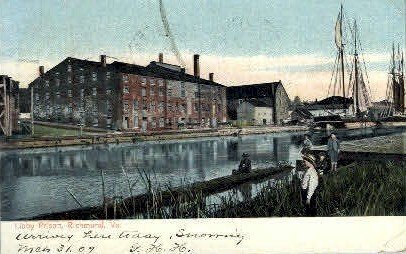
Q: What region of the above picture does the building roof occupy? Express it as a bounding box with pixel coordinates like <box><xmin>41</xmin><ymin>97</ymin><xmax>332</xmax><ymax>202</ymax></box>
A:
<box><xmin>27</xmin><ymin>57</ymin><xmax>224</xmax><ymax>88</ymax></box>
<box><xmin>226</xmin><ymin>82</ymin><xmax>282</xmax><ymax>99</ymax></box>
<box><xmin>305</xmin><ymin>96</ymin><xmax>353</xmax><ymax>110</ymax></box>
<box><xmin>313</xmin><ymin>96</ymin><xmax>353</xmax><ymax>106</ymax></box>
<box><xmin>111</xmin><ymin>61</ymin><xmax>224</xmax><ymax>87</ymax></box>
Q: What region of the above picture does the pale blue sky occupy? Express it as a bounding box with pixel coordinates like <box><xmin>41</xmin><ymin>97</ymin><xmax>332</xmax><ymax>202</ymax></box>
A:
<box><xmin>0</xmin><ymin>0</ymin><xmax>404</xmax><ymax>99</ymax></box>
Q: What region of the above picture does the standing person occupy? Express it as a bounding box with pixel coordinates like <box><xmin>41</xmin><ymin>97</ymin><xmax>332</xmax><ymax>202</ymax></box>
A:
<box><xmin>301</xmin><ymin>153</ymin><xmax>319</xmax><ymax>216</ymax></box>
<box><xmin>327</xmin><ymin>134</ymin><xmax>340</xmax><ymax>172</ymax></box>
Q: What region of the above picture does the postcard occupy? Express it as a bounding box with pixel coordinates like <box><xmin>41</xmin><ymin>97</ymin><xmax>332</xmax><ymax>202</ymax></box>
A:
<box><xmin>1</xmin><ymin>0</ymin><xmax>405</xmax><ymax>253</ymax></box>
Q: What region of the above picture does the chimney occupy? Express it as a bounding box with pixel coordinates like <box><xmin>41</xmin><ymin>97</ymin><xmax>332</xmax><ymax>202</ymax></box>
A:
<box><xmin>100</xmin><ymin>55</ymin><xmax>107</xmax><ymax>67</ymax></box>
<box><xmin>209</xmin><ymin>73</ymin><xmax>214</xmax><ymax>82</ymax></box>
<box><xmin>193</xmin><ymin>54</ymin><xmax>200</xmax><ymax>77</ymax></box>
<box><xmin>159</xmin><ymin>53</ymin><xmax>163</xmax><ymax>63</ymax></box>
<box><xmin>39</xmin><ymin>66</ymin><xmax>44</xmax><ymax>76</ymax></box>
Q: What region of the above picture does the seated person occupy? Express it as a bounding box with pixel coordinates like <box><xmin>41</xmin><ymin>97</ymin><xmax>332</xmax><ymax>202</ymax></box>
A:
<box><xmin>238</xmin><ymin>153</ymin><xmax>252</xmax><ymax>173</ymax></box>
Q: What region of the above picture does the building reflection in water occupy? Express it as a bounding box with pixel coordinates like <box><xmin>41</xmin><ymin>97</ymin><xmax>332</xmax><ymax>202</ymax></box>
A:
<box><xmin>0</xmin><ymin>133</ymin><xmax>303</xmax><ymax>220</ymax></box>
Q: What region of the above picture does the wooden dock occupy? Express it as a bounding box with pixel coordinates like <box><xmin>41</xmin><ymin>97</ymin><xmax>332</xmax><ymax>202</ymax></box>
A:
<box><xmin>311</xmin><ymin>133</ymin><xmax>406</xmax><ymax>162</ymax></box>
<box><xmin>27</xmin><ymin>165</ymin><xmax>293</xmax><ymax>220</ymax></box>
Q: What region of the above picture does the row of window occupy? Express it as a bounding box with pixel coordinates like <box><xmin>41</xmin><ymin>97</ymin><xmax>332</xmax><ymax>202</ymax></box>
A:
<box><xmin>123</xmin><ymin>75</ymin><xmax>164</xmax><ymax>87</ymax></box>
<box><xmin>40</xmin><ymin>71</ymin><xmax>110</xmax><ymax>88</ymax></box>
<box><xmin>124</xmin><ymin>86</ymin><xmax>166</xmax><ymax>97</ymax></box>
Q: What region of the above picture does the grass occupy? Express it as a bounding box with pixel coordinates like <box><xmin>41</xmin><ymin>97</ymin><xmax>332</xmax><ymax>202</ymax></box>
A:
<box><xmin>128</xmin><ymin>160</ymin><xmax>405</xmax><ymax>218</ymax></box>
<box><xmin>210</xmin><ymin>160</ymin><xmax>405</xmax><ymax>217</ymax></box>
<box><xmin>67</xmin><ymin>159</ymin><xmax>404</xmax><ymax>220</ymax></box>
<box><xmin>32</xmin><ymin>124</ymin><xmax>82</xmax><ymax>137</ymax></box>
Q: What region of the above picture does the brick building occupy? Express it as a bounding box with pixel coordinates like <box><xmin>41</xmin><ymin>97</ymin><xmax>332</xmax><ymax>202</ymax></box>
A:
<box><xmin>0</xmin><ymin>75</ymin><xmax>20</xmax><ymax>136</ymax></box>
<box><xmin>27</xmin><ymin>54</ymin><xmax>227</xmax><ymax>131</ymax></box>
<box><xmin>227</xmin><ymin>82</ymin><xmax>290</xmax><ymax>125</ymax></box>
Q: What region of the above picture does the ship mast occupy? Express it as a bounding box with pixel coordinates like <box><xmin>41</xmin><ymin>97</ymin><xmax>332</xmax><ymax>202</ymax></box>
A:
<box><xmin>353</xmin><ymin>20</ymin><xmax>360</xmax><ymax>118</ymax></box>
<box><xmin>339</xmin><ymin>4</ymin><xmax>346</xmax><ymax>113</ymax></box>
<box><xmin>391</xmin><ymin>43</ymin><xmax>398</xmax><ymax>113</ymax></box>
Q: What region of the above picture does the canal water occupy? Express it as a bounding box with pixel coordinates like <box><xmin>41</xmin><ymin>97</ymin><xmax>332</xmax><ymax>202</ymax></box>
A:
<box><xmin>1</xmin><ymin>132</ymin><xmax>305</xmax><ymax>220</ymax></box>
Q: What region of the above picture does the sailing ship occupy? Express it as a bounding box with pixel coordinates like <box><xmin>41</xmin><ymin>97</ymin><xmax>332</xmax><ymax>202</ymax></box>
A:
<box><xmin>380</xmin><ymin>44</ymin><xmax>405</xmax><ymax>118</ymax></box>
<box><xmin>325</xmin><ymin>4</ymin><xmax>372</xmax><ymax>120</ymax></box>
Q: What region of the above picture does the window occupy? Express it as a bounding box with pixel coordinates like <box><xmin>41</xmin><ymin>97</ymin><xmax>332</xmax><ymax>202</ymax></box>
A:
<box><xmin>79</xmin><ymin>75</ymin><xmax>85</xmax><ymax>84</ymax></box>
<box><xmin>158</xmin><ymin>80</ymin><xmax>164</xmax><ymax>86</ymax></box>
<box><xmin>92</xmin><ymin>72</ymin><xmax>97</xmax><ymax>81</ymax></box>
<box><xmin>107</xmin><ymin>101</ymin><xmax>112</xmax><ymax>112</ymax></box>
<box><xmin>133</xmin><ymin>100</ymin><xmax>139</xmax><ymax>110</ymax></box>
<box><xmin>150</xmin><ymin>79</ymin><xmax>155</xmax><ymax>86</ymax></box>
<box><xmin>142</xmin><ymin>100</ymin><xmax>148</xmax><ymax>110</ymax></box>
<box><xmin>122</xmin><ymin>74</ymin><xmax>129</xmax><ymax>83</ymax></box>
<box><xmin>35</xmin><ymin>93</ymin><xmax>39</xmax><ymax>102</ymax></box>
<box><xmin>158</xmin><ymin>102</ymin><xmax>164</xmax><ymax>112</ymax></box>
<box><xmin>141</xmin><ymin>77</ymin><xmax>147</xmax><ymax>86</ymax></box>
<box><xmin>150</xmin><ymin>101</ymin><xmax>156</xmax><ymax>111</ymax></box>
<box><xmin>68</xmin><ymin>90</ymin><xmax>72</xmax><ymax>98</ymax></box>
<box><xmin>158</xmin><ymin>87</ymin><xmax>164</xmax><ymax>97</ymax></box>
<box><xmin>167</xmin><ymin>103</ymin><xmax>172</xmax><ymax>112</ymax></box>
<box><xmin>45</xmin><ymin>80</ymin><xmax>49</xmax><ymax>87</ymax></box>
<box><xmin>56</xmin><ymin>91</ymin><xmax>60</xmax><ymax>98</ymax></box>
<box><xmin>45</xmin><ymin>92</ymin><xmax>50</xmax><ymax>101</ymax></box>
<box><xmin>67</xmin><ymin>64</ymin><xmax>72</xmax><ymax>72</ymax></box>
<box><xmin>142</xmin><ymin>88</ymin><xmax>146</xmax><ymax>97</ymax></box>
<box><xmin>55</xmin><ymin>78</ymin><xmax>60</xmax><ymax>87</ymax></box>
<box><xmin>167</xmin><ymin>89</ymin><xmax>172</xmax><ymax>97</ymax></box>
<box><xmin>92</xmin><ymin>87</ymin><xmax>97</xmax><ymax>96</ymax></box>
<box><xmin>80</xmin><ymin>89</ymin><xmax>84</xmax><ymax>99</ymax></box>
<box><xmin>179</xmin><ymin>104</ymin><xmax>186</xmax><ymax>113</ymax></box>
<box><xmin>106</xmin><ymin>89</ymin><xmax>111</xmax><ymax>95</ymax></box>
<box><xmin>194</xmin><ymin>92</ymin><xmax>199</xmax><ymax>98</ymax></box>
<box><xmin>123</xmin><ymin>86</ymin><xmax>129</xmax><ymax>94</ymax></box>
<box><xmin>159</xmin><ymin>118</ymin><xmax>164</xmax><ymax>127</ymax></box>
<box><xmin>151</xmin><ymin>117</ymin><xmax>156</xmax><ymax>129</ymax></box>
<box><xmin>67</xmin><ymin>76</ymin><xmax>72</xmax><ymax>84</ymax></box>
<box><xmin>106</xmin><ymin>72</ymin><xmax>111</xmax><ymax>80</ymax></box>
<box><xmin>181</xmin><ymin>82</ymin><xmax>185</xmax><ymax>97</ymax></box>
<box><xmin>123</xmin><ymin>101</ymin><xmax>129</xmax><ymax>112</ymax></box>
<box><xmin>194</xmin><ymin>103</ymin><xmax>198</xmax><ymax>112</ymax></box>
<box><xmin>150</xmin><ymin>87</ymin><xmax>154</xmax><ymax>96</ymax></box>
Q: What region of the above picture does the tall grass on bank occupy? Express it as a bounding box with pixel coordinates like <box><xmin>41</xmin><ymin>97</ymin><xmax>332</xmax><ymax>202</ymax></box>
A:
<box><xmin>212</xmin><ymin>160</ymin><xmax>405</xmax><ymax>217</ymax></box>
<box><xmin>96</xmin><ymin>160</ymin><xmax>404</xmax><ymax>219</ymax></box>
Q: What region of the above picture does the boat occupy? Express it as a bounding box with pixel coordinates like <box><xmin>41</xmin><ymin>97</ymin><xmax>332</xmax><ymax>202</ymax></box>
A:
<box><xmin>379</xmin><ymin>44</ymin><xmax>405</xmax><ymax>119</ymax></box>
<box><xmin>311</xmin><ymin>4</ymin><xmax>373</xmax><ymax>126</ymax></box>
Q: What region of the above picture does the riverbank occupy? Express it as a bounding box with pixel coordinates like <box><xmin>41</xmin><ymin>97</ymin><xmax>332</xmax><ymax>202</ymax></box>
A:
<box><xmin>0</xmin><ymin>125</ymin><xmax>307</xmax><ymax>150</ymax></box>
<box><xmin>215</xmin><ymin>160</ymin><xmax>405</xmax><ymax>217</ymax></box>
<box><xmin>156</xmin><ymin>160</ymin><xmax>405</xmax><ymax>218</ymax></box>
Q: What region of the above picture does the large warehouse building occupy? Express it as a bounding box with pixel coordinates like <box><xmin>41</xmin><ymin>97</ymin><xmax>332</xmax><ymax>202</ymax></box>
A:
<box><xmin>27</xmin><ymin>54</ymin><xmax>227</xmax><ymax>131</ymax></box>
<box><xmin>227</xmin><ymin>82</ymin><xmax>291</xmax><ymax>125</ymax></box>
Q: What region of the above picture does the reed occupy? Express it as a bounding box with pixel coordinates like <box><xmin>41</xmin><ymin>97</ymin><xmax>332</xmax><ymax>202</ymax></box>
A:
<box><xmin>95</xmin><ymin>159</ymin><xmax>404</xmax><ymax>219</ymax></box>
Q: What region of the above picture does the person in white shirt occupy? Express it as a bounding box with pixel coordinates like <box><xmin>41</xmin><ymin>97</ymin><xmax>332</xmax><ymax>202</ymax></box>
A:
<box><xmin>301</xmin><ymin>152</ymin><xmax>319</xmax><ymax>216</ymax></box>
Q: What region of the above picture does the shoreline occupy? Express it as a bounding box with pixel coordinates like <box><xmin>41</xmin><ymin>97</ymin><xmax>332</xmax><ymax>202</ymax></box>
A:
<box><xmin>0</xmin><ymin>125</ymin><xmax>308</xmax><ymax>151</ymax></box>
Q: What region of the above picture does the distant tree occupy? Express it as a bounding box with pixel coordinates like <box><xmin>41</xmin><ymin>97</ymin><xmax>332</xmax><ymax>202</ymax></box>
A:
<box><xmin>292</xmin><ymin>96</ymin><xmax>303</xmax><ymax>108</ymax></box>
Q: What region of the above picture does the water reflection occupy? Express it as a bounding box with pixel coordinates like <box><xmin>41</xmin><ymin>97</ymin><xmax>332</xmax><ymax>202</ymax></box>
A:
<box><xmin>1</xmin><ymin>133</ymin><xmax>303</xmax><ymax>220</ymax></box>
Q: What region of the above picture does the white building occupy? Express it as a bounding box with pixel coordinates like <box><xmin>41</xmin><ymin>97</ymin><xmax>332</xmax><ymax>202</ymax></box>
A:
<box><xmin>237</xmin><ymin>100</ymin><xmax>273</xmax><ymax>125</ymax></box>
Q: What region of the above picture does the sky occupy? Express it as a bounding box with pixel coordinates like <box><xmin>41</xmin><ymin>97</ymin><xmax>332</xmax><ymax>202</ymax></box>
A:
<box><xmin>0</xmin><ymin>0</ymin><xmax>404</xmax><ymax>101</ymax></box>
